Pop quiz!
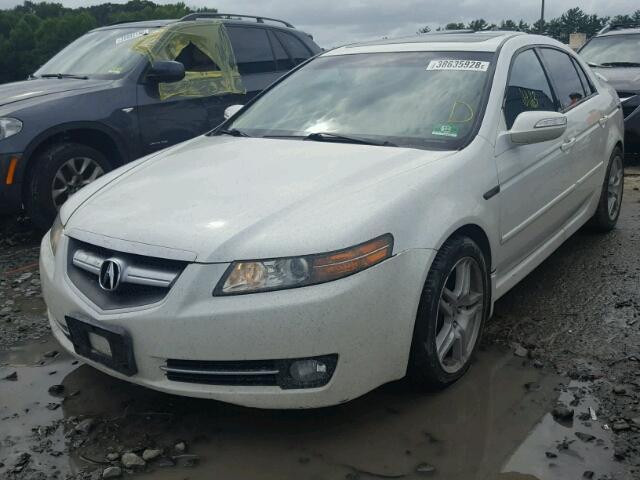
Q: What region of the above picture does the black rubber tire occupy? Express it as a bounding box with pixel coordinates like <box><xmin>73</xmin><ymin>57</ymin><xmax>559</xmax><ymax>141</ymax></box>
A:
<box><xmin>25</xmin><ymin>143</ymin><xmax>111</xmax><ymax>231</ymax></box>
<box><xmin>407</xmin><ymin>236</ymin><xmax>490</xmax><ymax>390</ymax></box>
<box><xmin>588</xmin><ymin>147</ymin><xmax>624</xmax><ymax>232</ymax></box>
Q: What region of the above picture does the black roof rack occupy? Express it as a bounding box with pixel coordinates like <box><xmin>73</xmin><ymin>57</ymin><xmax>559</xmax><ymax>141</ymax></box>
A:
<box><xmin>599</xmin><ymin>22</ymin><xmax>640</xmax><ymax>34</ymax></box>
<box><xmin>180</xmin><ymin>13</ymin><xmax>294</xmax><ymax>28</ymax></box>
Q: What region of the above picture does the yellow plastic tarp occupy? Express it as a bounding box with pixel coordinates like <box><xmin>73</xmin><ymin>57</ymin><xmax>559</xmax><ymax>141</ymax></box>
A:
<box><xmin>131</xmin><ymin>21</ymin><xmax>244</xmax><ymax>100</ymax></box>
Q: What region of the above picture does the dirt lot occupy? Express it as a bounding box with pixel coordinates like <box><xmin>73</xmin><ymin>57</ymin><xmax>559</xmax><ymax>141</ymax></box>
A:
<box><xmin>1</xmin><ymin>174</ymin><xmax>639</xmax><ymax>480</ymax></box>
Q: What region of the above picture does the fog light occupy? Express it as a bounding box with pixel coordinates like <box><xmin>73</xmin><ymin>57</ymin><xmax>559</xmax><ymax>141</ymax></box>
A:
<box><xmin>290</xmin><ymin>359</ymin><xmax>327</xmax><ymax>383</ymax></box>
<box><xmin>278</xmin><ymin>354</ymin><xmax>338</xmax><ymax>389</ymax></box>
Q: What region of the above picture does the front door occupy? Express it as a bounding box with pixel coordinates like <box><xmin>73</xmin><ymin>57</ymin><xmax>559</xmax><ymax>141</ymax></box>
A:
<box><xmin>494</xmin><ymin>48</ymin><xmax>577</xmax><ymax>274</ymax></box>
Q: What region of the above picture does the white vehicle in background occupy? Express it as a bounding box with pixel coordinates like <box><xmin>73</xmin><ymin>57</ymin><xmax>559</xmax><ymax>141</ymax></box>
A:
<box><xmin>40</xmin><ymin>31</ymin><xmax>624</xmax><ymax>409</ymax></box>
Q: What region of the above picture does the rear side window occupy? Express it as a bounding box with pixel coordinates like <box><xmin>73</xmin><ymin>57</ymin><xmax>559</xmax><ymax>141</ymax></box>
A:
<box><xmin>540</xmin><ymin>48</ymin><xmax>586</xmax><ymax>110</ymax></box>
<box><xmin>572</xmin><ymin>57</ymin><xmax>595</xmax><ymax>96</ymax></box>
<box><xmin>226</xmin><ymin>27</ymin><xmax>275</xmax><ymax>74</ymax></box>
<box><xmin>504</xmin><ymin>49</ymin><xmax>556</xmax><ymax>129</ymax></box>
<box><xmin>274</xmin><ymin>31</ymin><xmax>311</xmax><ymax>65</ymax></box>
<box><xmin>268</xmin><ymin>30</ymin><xmax>294</xmax><ymax>71</ymax></box>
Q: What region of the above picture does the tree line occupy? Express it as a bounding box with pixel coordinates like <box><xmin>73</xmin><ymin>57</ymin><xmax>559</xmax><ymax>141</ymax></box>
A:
<box><xmin>1</xmin><ymin>2</ymin><xmax>640</xmax><ymax>85</ymax></box>
<box><xmin>419</xmin><ymin>7</ymin><xmax>640</xmax><ymax>43</ymax></box>
<box><xmin>0</xmin><ymin>1</ymin><xmax>216</xmax><ymax>84</ymax></box>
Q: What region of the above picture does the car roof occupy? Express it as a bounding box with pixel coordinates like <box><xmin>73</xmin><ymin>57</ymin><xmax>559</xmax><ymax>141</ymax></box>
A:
<box><xmin>93</xmin><ymin>17</ymin><xmax>304</xmax><ymax>34</ymax></box>
<box><xmin>326</xmin><ymin>31</ymin><xmax>525</xmax><ymax>56</ymax></box>
<box><xmin>597</xmin><ymin>27</ymin><xmax>640</xmax><ymax>37</ymax></box>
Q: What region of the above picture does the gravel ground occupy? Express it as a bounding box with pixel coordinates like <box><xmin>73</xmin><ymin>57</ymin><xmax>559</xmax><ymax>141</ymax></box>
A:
<box><xmin>1</xmin><ymin>172</ymin><xmax>639</xmax><ymax>480</ymax></box>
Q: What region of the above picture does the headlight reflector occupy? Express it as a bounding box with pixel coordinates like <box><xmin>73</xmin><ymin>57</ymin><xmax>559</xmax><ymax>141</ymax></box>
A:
<box><xmin>49</xmin><ymin>214</ymin><xmax>63</xmax><ymax>255</ymax></box>
<box><xmin>0</xmin><ymin>118</ymin><xmax>23</xmax><ymax>141</ymax></box>
<box><xmin>215</xmin><ymin>234</ymin><xmax>393</xmax><ymax>295</ymax></box>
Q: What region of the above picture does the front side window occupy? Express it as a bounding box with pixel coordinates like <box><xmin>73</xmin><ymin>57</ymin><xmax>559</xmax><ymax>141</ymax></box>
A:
<box><xmin>227</xmin><ymin>51</ymin><xmax>495</xmax><ymax>150</ymax></box>
<box><xmin>579</xmin><ymin>33</ymin><xmax>640</xmax><ymax>67</ymax></box>
<box><xmin>504</xmin><ymin>49</ymin><xmax>556</xmax><ymax>129</ymax></box>
<box><xmin>34</xmin><ymin>27</ymin><xmax>160</xmax><ymax>79</ymax></box>
<box><xmin>540</xmin><ymin>48</ymin><xmax>586</xmax><ymax>110</ymax></box>
<box><xmin>227</xmin><ymin>27</ymin><xmax>275</xmax><ymax>74</ymax></box>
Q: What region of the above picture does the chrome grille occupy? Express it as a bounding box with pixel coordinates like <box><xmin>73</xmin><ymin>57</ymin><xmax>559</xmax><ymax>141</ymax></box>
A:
<box><xmin>67</xmin><ymin>238</ymin><xmax>187</xmax><ymax>310</ymax></box>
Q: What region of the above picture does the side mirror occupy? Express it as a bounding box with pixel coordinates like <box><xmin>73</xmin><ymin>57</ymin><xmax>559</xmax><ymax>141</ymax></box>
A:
<box><xmin>147</xmin><ymin>61</ymin><xmax>185</xmax><ymax>83</ymax></box>
<box><xmin>509</xmin><ymin>111</ymin><xmax>567</xmax><ymax>145</ymax></box>
<box><xmin>224</xmin><ymin>104</ymin><xmax>243</xmax><ymax>120</ymax></box>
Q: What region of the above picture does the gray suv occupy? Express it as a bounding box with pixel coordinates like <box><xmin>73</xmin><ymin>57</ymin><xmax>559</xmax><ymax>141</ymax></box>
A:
<box><xmin>579</xmin><ymin>24</ymin><xmax>640</xmax><ymax>161</ymax></box>
<box><xmin>0</xmin><ymin>13</ymin><xmax>320</xmax><ymax>229</ymax></box>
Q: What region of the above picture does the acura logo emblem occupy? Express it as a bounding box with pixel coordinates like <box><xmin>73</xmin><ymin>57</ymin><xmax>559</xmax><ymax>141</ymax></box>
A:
<box><xmin>99</xmin><ymin>259</ymin><xmax>122</xmax><ymax>291</ymax></box>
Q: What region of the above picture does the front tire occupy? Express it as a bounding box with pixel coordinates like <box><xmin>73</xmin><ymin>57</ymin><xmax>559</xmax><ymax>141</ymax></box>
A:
<box><xmin>589</xmin><ymin>148</ymin><xmax>624</xmax><ymax>232</ymax></box>
<box><xmin>407</xmin><ymin>236</ymin><xmax>490</xmax><ymax>390</ymax></box>
<box><xmin>26</xmin><ymin>143</ymin><xmax>111</xmax><ymax>231</ymax></box>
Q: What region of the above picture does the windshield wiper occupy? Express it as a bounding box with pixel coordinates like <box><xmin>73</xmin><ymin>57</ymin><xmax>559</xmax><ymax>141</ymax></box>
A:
<box><xmin>304</xmin><ymin>132</ymin><xmax>396</xmax><ymax>147</ymax></box>
<box><xmin>40</xmin><ymin>73</ymin><xmax>89</xmax><ymax>80</ymax></box>
<box><xmin>217</xmin><ymin>128</ymin><xmax>250</xmax><ymax>137</ymax></box>
<box><xmin>587</xmin><ymin>61</ymin><xmax>609</xmax><ymax>68</ymax></box>
<box><xmin>599</xmin><ymin>61</ymin><xmax>640</xmax><ymax>68</ymax></box>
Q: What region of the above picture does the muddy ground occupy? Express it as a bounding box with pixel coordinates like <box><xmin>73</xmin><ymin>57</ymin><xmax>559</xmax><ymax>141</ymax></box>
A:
<box><xmin>1</xmin><ymin>173</ymin><xmax>639</xmax><ymax>480</ymax></box>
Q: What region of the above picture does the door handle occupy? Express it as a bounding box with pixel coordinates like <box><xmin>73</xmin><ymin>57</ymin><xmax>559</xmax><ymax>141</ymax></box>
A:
<box><xmin>598</xmin><ymin>116</ymin><xmax>608</xmax><ymax>127</ymax></box>
<box><xmin>561</xmin><ymin>137</ymin><xmax>576</xmax><ymax>152</ymax></box>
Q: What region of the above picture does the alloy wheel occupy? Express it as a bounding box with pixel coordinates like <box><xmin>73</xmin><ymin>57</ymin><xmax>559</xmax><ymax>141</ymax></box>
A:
<box><xmin>51</xmin><ymin>157</ymin><xmax>104</xmax><ymax>209</ymax></box>
<box><xmin>436</xmin><ymin>257</ymin><xmax>484</xmax><ymax>374</ymax></box>
<box><xmin>607</xmin><ymin>154</ymin><xmax>623</xmax><ymax>220</ymax></box>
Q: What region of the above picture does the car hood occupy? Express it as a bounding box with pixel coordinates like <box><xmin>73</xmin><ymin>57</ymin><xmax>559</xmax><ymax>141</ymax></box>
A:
<box><xmin>65</xmin><ymin>136</ymin><xmax>453</xmax><ymax>262</ymax></box>
<box><xmin>592</xmin><ymin>66</ymin><xmax>640</xmax><ymax>93</ymax></box>
<box><xmin>0</xmin><ymin>78</ymin><xmax>111</xmax><ymax>108</ymax></box>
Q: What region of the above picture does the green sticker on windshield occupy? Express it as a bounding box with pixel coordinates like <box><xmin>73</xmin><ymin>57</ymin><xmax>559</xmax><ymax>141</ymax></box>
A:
<box><xmin>432</xmin><ymin>123</ymin><xmax>459</xmax><ymax>138</ymax></box>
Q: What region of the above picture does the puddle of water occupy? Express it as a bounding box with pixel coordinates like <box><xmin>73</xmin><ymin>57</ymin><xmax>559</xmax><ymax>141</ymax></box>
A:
<box><xmin>503</xmin><ymin>381</ymin><xmax>623</xmax><ymax>480</ymax></box>
<box><xmin>0</xmin><ymin>338</ymin><xmax>79</xmax><ymax>477</ymax></box>
<box><xmin>0</xmin><ymin>341</ymin><xmax>627</xmax><ymax>479</ymax></box>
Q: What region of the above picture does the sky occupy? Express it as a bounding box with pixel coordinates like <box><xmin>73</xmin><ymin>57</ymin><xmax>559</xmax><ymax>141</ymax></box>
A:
<box><xmin>0</xmin><ymin>0</ymin><xmax>639</xmax><ymax>47</ymax></box>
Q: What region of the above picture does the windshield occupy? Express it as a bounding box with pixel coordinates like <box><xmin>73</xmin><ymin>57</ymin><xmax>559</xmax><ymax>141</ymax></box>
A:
<box><xmin>580</xmin><ymin>34</ymin><xmax>640</xmax><ymax>66</ymax></box>
<box><xmin>34</xmin><ymin>27</ymin><xmax>160</xmax><ymax>79</ymax></box>
<box><xmin>227</xmin><ymin>51</ymin><xmax>495</xmax><ymax>150</ymax></box>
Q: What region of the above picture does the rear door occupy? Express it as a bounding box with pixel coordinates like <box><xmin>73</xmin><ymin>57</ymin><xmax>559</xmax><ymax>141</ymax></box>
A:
<box><xmin>226</xmin><ymin>26</ymin><xmax>281</xmax><ymax>103</ymax></box>
<box><xmin>539</xmin><ymin>48</ymin><xmax>608</xmax><ymax>207</ymax></box>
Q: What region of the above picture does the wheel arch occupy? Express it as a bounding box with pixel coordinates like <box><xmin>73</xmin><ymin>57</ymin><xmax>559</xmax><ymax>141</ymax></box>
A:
<box><xmin>21</xmin><ymin>122</ymin><xmax>129</xmax><ymax>203</ymax></box>
<box><xmin>437</xmin><ymin>223</ymin><xmax>493</xmax><ymax>274</ymax></box>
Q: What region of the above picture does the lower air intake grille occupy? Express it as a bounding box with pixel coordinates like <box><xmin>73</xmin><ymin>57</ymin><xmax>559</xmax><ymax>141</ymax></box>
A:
<box><xmin>163</xmin><ymin>355</ymin><xmax>338</xmax><ymax>389</ymax></box>
<box><xmin>163</xmin><ymin>359</ymin><xmax>280</xmax><ymax>386</ymax></box>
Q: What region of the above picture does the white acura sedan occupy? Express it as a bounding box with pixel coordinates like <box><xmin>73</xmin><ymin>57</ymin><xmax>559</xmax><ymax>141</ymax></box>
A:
<box><xmin>40</xmin><ymin>31</ymin><xmax>624</xmax><ymax>409</ymax></box>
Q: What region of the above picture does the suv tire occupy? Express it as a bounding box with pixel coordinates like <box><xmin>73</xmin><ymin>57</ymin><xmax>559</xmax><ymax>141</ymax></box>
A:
<box><xmin>26</xmin><ymin>142</ymin><xmax>111</xmax><ymax>231</ymax></box>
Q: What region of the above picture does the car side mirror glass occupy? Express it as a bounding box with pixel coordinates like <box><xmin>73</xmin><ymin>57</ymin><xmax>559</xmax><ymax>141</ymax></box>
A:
<box><xmin>224</xmin><ymin>104</ymin><xmax>244</xmax><ymax>120</ymax></box>
<box><xmin>509</xmin><ymin>111</ymin><xmax>567</xmax><ymax>145</ymax></box>
<box><xmin>147</xmin><ymin>61</ymin><xmax>185</xmax><ymax>84</ymax></box>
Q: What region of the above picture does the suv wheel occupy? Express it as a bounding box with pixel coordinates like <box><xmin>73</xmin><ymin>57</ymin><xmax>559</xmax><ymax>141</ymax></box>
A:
<box><xmin>407</xmin><ymin>236</ymin><xmax>490</xmax><ymax>390</ymax></box>
<box><xmin>26</xmin><ymin>143</ymin><xmax>111</xmax><ymax>230</ymax></box>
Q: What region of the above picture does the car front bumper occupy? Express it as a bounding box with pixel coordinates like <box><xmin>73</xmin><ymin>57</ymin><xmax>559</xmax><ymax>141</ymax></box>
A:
<box><xmin>0</xmin><ymin>153</ymin><xmax>23</xmax><ymax>215</ymax></box>
<box><xmin>40</xmin><ymin>234</ymin><xmax>433</xmax><ymax>409</ymax></box>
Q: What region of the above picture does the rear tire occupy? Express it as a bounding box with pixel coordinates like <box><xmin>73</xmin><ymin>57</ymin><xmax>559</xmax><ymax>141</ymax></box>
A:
<box><xmin>407</xmin><ymin>236</ymin><xmax>490</xmax><ymax>390</ymax></box>
<box><xmin>589</xmin><ymin>148</ymin><xmax>624</xmax><ymax>232</ymax></box>
<box><xmin>26</xmin><ymin>143</ymin><xmax>111</xmax><ymax>231</ymax></box>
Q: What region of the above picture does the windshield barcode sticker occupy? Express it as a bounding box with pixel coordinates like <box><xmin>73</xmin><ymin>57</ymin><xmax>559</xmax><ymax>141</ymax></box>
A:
<box><xmin>426</xmin><ymin>60</ymin><xmax>490</xmax><ymax>72</ymax></box>
<box><xmin>115</xmin><ymin>29</ymin><xmax>149</xmax><ymax>45</ymax></box>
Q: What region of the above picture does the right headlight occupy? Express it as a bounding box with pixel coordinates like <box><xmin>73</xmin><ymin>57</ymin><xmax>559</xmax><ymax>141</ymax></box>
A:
<box><xmin>0</xmin><ymin>118</ymin><xmax>23</xmax><ymax>141</ymax></box>
<box><xmin>214</xmin><ymin>234</ymin><xmax>394</xmax><ymax>296</ymax></box>
<box><xmin>49</xmin><ymin>214</ymin><xmax>63</xmax><ymax>256</ymax></box>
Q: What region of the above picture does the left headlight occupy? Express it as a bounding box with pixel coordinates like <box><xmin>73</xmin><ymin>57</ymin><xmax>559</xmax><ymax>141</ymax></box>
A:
<box><xmin>49</xmin><ymin>214</ymin><xmax>63</xmax><ymax>256</ymax></box>
<box><xmin>214</xmin><ymin>234</ymin><xmax>394</xmax><ymax>296</ymax></box>
<box><xmin>0</xmin><ymin>118</ymin><xmax>23</xmax><ymax>141</ymax></box>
